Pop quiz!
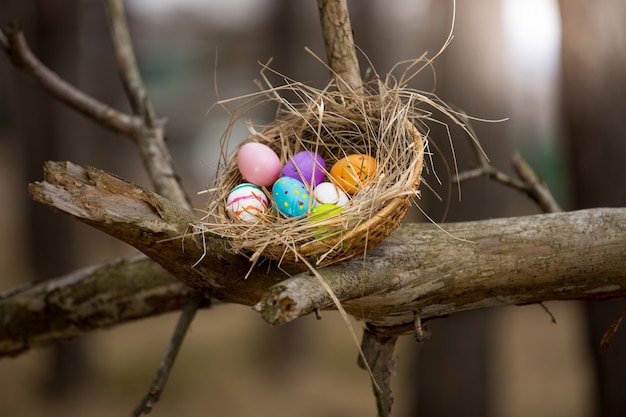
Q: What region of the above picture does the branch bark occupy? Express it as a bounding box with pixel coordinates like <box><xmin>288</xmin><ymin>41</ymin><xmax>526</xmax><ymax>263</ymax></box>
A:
<box><xmin>317</xmin><ymin>0</ymin><xmax>362</xmax><ymax>91</ymax></box>
<box><xmin>23</xmin><ymin>161</ymin><xmax>626</xmax><ymax>332</ymax></box>
<box><xmin>103</xmin><ymin>0</ymin><xmax>190</xmax><ymax>209</ymax></box>
<box><xmin>263</xmin><ymin>207</ymin><xmax>626</xmax><ymax>327</ymax></box>
<box><xmin>28</xmin><ymin>161</ymin><xmax>299</xmax><ymax>302</ymax></box>
<box><xmin>0</xmin><ymin>253</ymin><xmax>197</xmax><ymax>357</ymax></box>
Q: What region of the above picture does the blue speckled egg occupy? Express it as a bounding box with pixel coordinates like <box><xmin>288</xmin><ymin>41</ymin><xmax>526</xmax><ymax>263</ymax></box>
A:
<box><xmin>272</xmin><ymin>177</ymin><xmax>312</xmax><ymax>218</ymax></box>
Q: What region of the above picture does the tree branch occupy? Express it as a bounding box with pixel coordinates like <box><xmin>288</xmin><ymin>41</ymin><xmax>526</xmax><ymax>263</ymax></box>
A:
<box><xmin>1</xmin><ymin>19</ymin><xmax>189</xmax><ymax>208</ymax></box>
<box><xmin>103</xmin><ymin>0</ymin><xmax>189</xmax><ymax>209</ymax></box>
<box><xmin>317</xmin><ymin>0</ymin><xmax>362</xmax><ymax>92</ymax></box>
<box><xmin>261</xmin><ymin>208</ymin><xmax>626</xmax><ymax>327</ymax></box>
<box><xmin>132</xmin><ymin>291</ymin><xmax>204</xmax><ymax>416</ymax></box>
<box><xmin>27</xmin><ymin>160</ymin><xmax>299</xmax><ymax>302</ymax></box>
<box><xmin>104</xmin><ymin>0</ymin><xmax>156</xmax><ymax>127</ymax></box>
<box><xmin>0</xmin><ymin>23</ymin><xmax>139</xmax><ymax>137</ymax></box>
<box><xmin>24</xmin><ymin>161</ymin><xmax>626</xmax><ymax>331</ymax></box>
<box><xmin>0</xmin><ymin>253</ymin><xmax>198</xmax><ymax>357</ymax></box>
<box><xmin>358</xmin><ymin>324</ymin><xmax>399</xmax><ymax>417</ymax></box>
<box><xmin>454</xmin><ymin>145</ymin><xmax>562</xmax><ymax>214</ymax></box>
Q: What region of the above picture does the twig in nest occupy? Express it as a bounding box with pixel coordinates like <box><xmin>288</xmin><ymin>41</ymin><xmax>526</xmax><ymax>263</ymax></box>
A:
<box><xmin>132</xmin><ymin>291</ymin><xmax>205</xmax><ymax>416</ymax></box>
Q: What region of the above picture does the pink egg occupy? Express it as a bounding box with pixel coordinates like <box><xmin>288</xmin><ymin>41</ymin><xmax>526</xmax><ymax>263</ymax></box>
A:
<box><xmin>237</xmin><ymin>142</ymin><xmax>282</xmax><ymax>187</ymax></box>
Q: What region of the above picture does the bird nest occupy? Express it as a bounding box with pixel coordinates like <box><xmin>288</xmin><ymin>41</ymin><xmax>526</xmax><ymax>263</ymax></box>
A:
<box><xmin>201</xmin><ymin>63</ymin><xmax>471</xmax><ymax>267</ymax></box>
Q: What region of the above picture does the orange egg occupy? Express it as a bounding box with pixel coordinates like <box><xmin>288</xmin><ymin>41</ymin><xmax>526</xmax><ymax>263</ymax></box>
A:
<box><xmin>329</xmin><ymin>154</ymin><xmax>377</xmax><ymax>194</ymax></box>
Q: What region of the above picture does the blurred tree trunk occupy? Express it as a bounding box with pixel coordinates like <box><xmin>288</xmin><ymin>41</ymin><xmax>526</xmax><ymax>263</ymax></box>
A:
<box><xmin>559</xmin><ymin>0</ymin><xmax>626</xmax><ymax>416</ymax></box>
<box><xmin>408</xmin><ymin>0</ymin><xmax>511</xmax><ymax>416</ymax></box>
<box><xmin>5</xmin><ymin>0</ymin><xmax>131</xmax><ymax>401</ymax></box>
<box><xmin>20</xmin><ymin>0</ymin><xmax>91</xmax><ymax>400</ymax></box>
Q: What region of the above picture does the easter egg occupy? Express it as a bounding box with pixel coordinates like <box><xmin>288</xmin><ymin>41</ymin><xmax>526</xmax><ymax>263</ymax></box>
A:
<box><xmin>309</xmin><ymin>203</ymin><xmax>344</xmax><ymax>239</ymax></box>
<box><xmin>310</xmin><ymin>203</ymin><xmax>344</xmax><ymax>221</ymax></box>
<box><xmin>237</xmin><ymin>142</ymin><xmax>282</xmax><ymax>187</ymax></box>
<box><xmin>281</xmin><ymin>151</ymin><xmax>326</xmax><ymax>188</ymax></box>
<box><xmin>272</xmin><ymin>177</ymin><xmax>312</xmax><ymax>218</ymax></box>
<box><xmin>329</xmin><ymin>154</ymin><xmax>377</xmax><ymax>194</ymax></box>
<box><xmin>313</xmin><ymin>182</ymin><xmax>350</xmax><ymax>207</ymax></box>
<box><xmin>226</xmin><ymin>183</ymin><xmax>269</xmax><ymax>222</ymax></box>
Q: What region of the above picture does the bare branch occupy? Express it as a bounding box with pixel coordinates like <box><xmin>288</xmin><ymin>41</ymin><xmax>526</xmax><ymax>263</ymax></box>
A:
<box><xmin>27</xmin><ymin>161</ymin><xmax>298</xmax><ymax>301</ymax></box>
<box><xmin>0</xmin><ymin>253</ymin><xmax>198</xmax><ymax>357</ymax></box>
<box><xmin>511</xmin><ymin>151</ymin><xmax>563</xmax><ymax>213</ymax></box>
<box><xmin>25</xmin><ymin>161</ymin><xmax>626</xmax><ymax>331</ymax></box>
<box><xmin>0</xmin><ymin>23</ymin><xmax>139</xmax><ymax>137</ymax></box>
<box><xmin>133</xmin><ymin>291</ymin><xmax>204</xmax><ymax>416</ymax></box>
<box><xmin>454</xmin><ymin>146</ymin><xmax>562</xmax><ymax>214</ymax></box>
<box><xmin>358</xmin><ymin>325</ymin><xmax>399</xmax><ymax>417</ymax></box>
<box><xmin>317</xmin><ymin>0</ymin><xmax>362</xmax><ymax>92</ymax></box>
<box><xmin>104</xmin><ymin>0</ymin><xmax>156</xmax><ymax>126</ymax></box>
<box><xmin>102</xmin><ymin>0</ymin><xmax>189</xmax><ymax>208</ymax></box>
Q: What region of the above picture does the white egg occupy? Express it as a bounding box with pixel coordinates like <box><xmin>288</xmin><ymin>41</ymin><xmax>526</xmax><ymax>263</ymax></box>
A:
<box><xmin>313</xmin><ymin>182</ymin><xmax>350</xmax><ymax>207</ymax></box>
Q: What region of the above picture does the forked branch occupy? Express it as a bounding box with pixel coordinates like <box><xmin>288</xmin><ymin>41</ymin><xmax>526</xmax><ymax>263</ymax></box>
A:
<box><xmin>0</xmin><ymin>23</ymin><xmax>139</xmax><ymax>137</ymax></box>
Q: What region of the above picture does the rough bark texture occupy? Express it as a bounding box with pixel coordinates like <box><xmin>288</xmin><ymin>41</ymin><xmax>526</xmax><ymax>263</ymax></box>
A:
<box><xmin>18</xmin><ymin>160</ymin><xmax>626</xmax><ymax>340</ymax></box>
<box><xmin>28</xmin><ymin>161</ymin><xmax>297</xmax><ymax>302</ymax></box>
<box><xmin>317</xmin><ymin>0</ymin><xmax>362</xmax><ymax>91</ymax></box>
<box><xmin>359</xmin><ymin>325</ymin><xmax>399</xmax><ymax>417</ymax></box>
<box><xmin>264</xmin><ymin>207</ymin><xmax>626</xmax><ymax>327</ymax></box>
<box><xmin>0</xmin><ymin>253</ymin><xmax>195</xmax><ymax>357</ymax></box>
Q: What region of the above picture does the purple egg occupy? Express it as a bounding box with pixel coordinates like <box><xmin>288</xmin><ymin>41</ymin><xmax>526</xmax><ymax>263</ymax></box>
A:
<box><xmin>281</xmin><ymin>151</ymin><xmax>326</xmax><ymax>188</ymax></box>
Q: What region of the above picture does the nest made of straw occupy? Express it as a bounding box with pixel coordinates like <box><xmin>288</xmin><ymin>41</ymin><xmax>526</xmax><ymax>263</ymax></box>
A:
<box><xmin>202</xmin><ymin>64</ymin><xmax>473</xmax><ymax>267</ymax></box>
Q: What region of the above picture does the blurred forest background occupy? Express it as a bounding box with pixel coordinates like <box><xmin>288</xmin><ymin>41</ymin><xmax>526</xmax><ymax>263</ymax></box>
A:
<box><xmin>1</xmin><ymin>0</ymin><xmax>625</xmax><ymax>416</ymax></box>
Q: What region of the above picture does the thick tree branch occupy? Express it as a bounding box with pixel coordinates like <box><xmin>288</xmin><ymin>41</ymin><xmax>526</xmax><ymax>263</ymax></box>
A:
<box><xmin>261</xmin><ymin>208</ymin><xmax>626</xmax><ymax>327</ymax></box>
<box><xmin>28</xmin><ymin>161</ymin><xmax>299</xmax><ymax>302</ymax></box>
<box><xmin>25</xmin><ymin>161</ymin><xmax>626</xmax><ymax>330</ymax></box>
<box><xmin>0</xmin><ymin>23</ymin><xmax>139</xmax><ymax>137</ymax></box>
<box><xmin>0</xmin><ymin>253</ymin><xmax>197</xmax><ymax>357</ymax></box>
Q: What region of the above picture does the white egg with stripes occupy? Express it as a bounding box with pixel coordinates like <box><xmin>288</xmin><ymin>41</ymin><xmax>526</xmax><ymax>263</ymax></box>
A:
<box><xmin>226</xmin><ymin>183</ymin><xmax>269</xmax><ymax>222</ymax></box>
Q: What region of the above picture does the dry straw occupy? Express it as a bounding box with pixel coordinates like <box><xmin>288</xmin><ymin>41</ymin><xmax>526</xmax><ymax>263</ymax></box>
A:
<box><xmin>202</xmin><ymin>57</ymin><xmax>478</xmax><ymax>267</ymax></box>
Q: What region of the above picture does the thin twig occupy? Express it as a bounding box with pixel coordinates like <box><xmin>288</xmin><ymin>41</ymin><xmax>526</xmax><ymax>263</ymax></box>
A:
<box><xmin>104</xmin><ymin>0</ymin><xmax>156</xmax><ymax>127</ymax></box>
<box><xmin>0</xmin><ymin>23</ymin><xmax>139</xmax><ymax>137</ymax></box>
<box><xmin>600</xmin><ymin>307</ymin><xmax>626</xmax><ymax>354</ymax></box>
<box><xmin>103</xmin><ymin>0</ymin><xmax>190</xmax><ymax>209</ymax></box>
<box><xmin>511</xmin><ymin>152</ymin><xmax>562</xmax><ymax>213</ymax></box>
<box><xmin>132</xmin><ymin>291</ymin><xmax>205</xmax><ymax>417</ymax></box>
<box><xmin>539</xmin><ymin>302</ymin><xmax>558</xmax><ymax>324</ymax></box>
<box><xmin>454</xmin><ymin>144</ymin><xmax>562</xmax><ymax>214</ymax></box>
